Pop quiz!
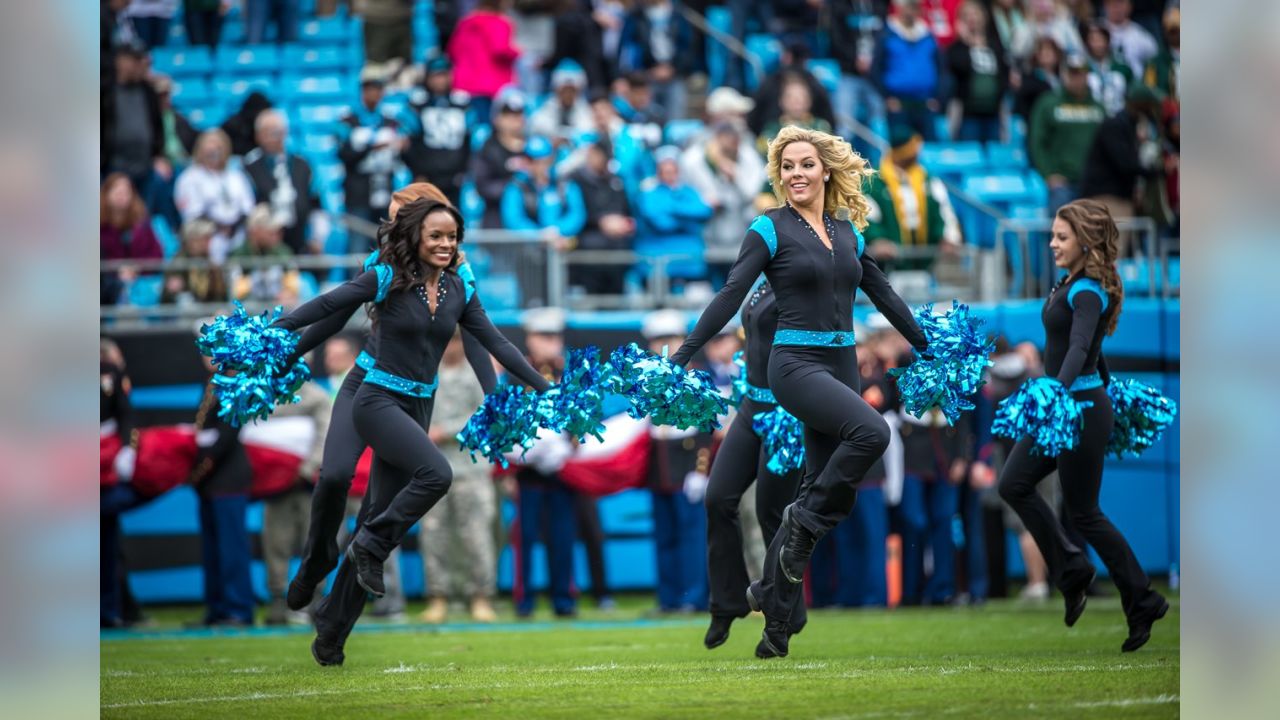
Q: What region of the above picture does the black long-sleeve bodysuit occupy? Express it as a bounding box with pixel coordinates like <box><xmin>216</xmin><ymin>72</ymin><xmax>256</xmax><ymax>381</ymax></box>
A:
<box><xmin>996</xmin><ymin>273</ymin><xmax>1163</xmax><ymax>621</ymax></box>
<box><xmin>672</xmin><ymin>205</ymin><xmax>927</xmax><ymax>622</ymax></box>
<box><xmin>275</xmin><ymin>267</ymin><xmax>549</xmax><ymax>648</ymax></box>
<box><xmin>280</xmin><ymin>265</ymin><xmax>498</xmax><ymax>590</ymax></box>
<box><xmin>704</xmin><ymin>283</ymin><xmax>806</xmax><ymax>627</ymax></box>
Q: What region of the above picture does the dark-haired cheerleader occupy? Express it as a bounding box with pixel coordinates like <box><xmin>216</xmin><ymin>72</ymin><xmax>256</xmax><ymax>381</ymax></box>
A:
<box><xmin>997</xmin><ymin>198</ymin><xmax>1168</xmax><ymax>652</ymax></box>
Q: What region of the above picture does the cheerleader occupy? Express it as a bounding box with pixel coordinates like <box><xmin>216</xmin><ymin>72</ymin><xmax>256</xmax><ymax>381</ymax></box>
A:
<box><xmin>703</xmin><ymin>281</ymin><xmax>805</xmax><ymax>649</ymax></box>
<box><xmin>271</xmin><ymin>199</ymin><xmax>550</xmax><ymax>665</ymax></box>
<box><xmin>670</xmin><ymin>127</ymin><xmax>930</xmax><ymax>658</ymax></box>
<box><xmin>996</xmin><ymin>199</ymin><xmax>1168</xmax><ymax>652</ymax></box>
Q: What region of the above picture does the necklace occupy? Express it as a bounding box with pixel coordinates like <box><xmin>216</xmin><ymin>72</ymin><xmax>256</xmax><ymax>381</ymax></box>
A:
<box><xmin>414</xmin><ymin>271</ymin><xmax>448</xmax><ymax>317</ymax></box>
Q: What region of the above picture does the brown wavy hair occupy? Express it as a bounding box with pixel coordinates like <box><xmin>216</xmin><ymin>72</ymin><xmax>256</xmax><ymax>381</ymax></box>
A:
<box><xmin>100</xmin><ymin>173</ymin><xmax>147</xmax><ymax>230</ymax></box>
<box><xmin>382</xmin><ymin>198</ymin><xmax>466</xmax><ymax>297</ymax></box>
<box><xmin>765</xmin><ymin>125</ymin><xmax>877</xmax><ymax>229</ymax></box>
<box><xmin>1056</xmin><ymin>199</ymin><xmax>1123</xmax><ymax>335</ymax></box>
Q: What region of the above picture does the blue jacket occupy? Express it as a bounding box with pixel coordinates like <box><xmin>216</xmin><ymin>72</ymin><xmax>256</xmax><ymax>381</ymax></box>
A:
<box><xmin>636</xmin><ymin>181</ymin><xmax>713</xmax><ymax>279</ymax></box>
<box><xmin>500</xmin><ymin>173</ymin><xmax>587</xmax><ymax>237</ymax></box>
<box><xmin>877</xmin><ymin>20</ymin><xmax>940</xmax><ymax>100</ymax></box>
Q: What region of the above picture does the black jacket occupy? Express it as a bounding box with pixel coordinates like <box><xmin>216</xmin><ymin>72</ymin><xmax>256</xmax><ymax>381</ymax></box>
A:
<box><xmin>547</xmin><ymin>2</ymin><xmax>610</xmax><ymax>91</ymax></box>
<box><xmin>471</xmin><ymin>135</ymin><xmax>526</xmax><ymax>229</ymax></box>
<box><xmin>829</xmin><ymin>0</ymin><xmax>888</xmax><ymax>79</ymax></box>
<box><xmin>101</xmin><ymin>80</ymin><xmax>164</xmax><ymax>175</ymax></box>
<box><xmin>1080</xmin><ymin>110</ymin><xmax>1149</xmax><ymax>200</ymax></box>
<box><xmin>244</xmin><ymin>150</ymin><xmax>317</xmax><ymax>254</ymax></box>
<box><xmin>569</xmin><ymin>166</ymin><xmax>632</xmax><ymax>250</ymax></box>
<box><xmin>191</xmin><ymin>382</ymin><xmax>251</xmax><ymax>498</ymax></box>
<box><xmin>405</xmin><ymin>87</ymin><xmax>472</xmax><ymax>203</ymax></box>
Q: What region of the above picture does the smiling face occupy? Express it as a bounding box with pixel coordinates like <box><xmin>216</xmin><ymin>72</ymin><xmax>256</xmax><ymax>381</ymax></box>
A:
<box><xmin>1050</xmin><ymin>216</ymin><xmax>1086</xmax><ymax>272</ymax></box>
<box><xmin>779</xmin><ymin>141</ymin><xmax>825</xmax><ymax>207</ymax></box>
<box><xmin>418</xmin><ymin>209</ymin><xmax>459</xmax><ymax>269</ymax></box>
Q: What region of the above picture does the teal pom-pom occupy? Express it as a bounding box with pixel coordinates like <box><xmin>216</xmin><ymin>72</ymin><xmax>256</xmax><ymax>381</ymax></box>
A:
<box><xmin>609</xmin><ymin>343</ymin><xmax>727</xmax><ymax>432</ymax></box>
<box><xmin>457</xmin><ymin>383</ymin><xmax>541</xmax><ymax>468</ymax></box>
<box><xmin>729</xmin><ymin>351</ymin><xmax>749</xmax><ymax>407</ymax></box>
<box><xmin>993</xmin><ymin>377</ymin><xmax>1093</xmax><ymax>456</ymax></box>
<box><xmin>752</xmin><ymin>406</ymin><xmax>805</xmax><ymax>475</ymax></box>
<box><xmin>195</xmin><ymin>302</ymin><xmax>311</xmax><ymax>426</ymax></box>
<box><xmin>887</xmin><ymin>301</ymin><xmax>994</xmax><ymax>424</ymax></box>
<box><xmin>537</xmin><ymin>346</ymin><xmax>616</xmax><ymax>442</ymax></box>
<box><xmin>1106</xmin><ymin>378</ymin><xmax>1178</xmax><ymax>458</ymax></box>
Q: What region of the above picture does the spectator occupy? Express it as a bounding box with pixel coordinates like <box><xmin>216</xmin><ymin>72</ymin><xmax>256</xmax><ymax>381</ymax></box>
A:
<box><xmin>100</xmin><ymin>339</ymin><xmax>150</xmax><ymax>628</ymax></box>
<box><xmin>220</xmin><ymin>92</ymin><xmax>275</xmax><ymax>159</ymax></box>
<box><xmin>863</xmin><ymin>126</ymin><xmax>962</xmax><ymax>271</ymax></box>
<box><xmin>1083</xmin><ymin>21</ymin><xmax>1134</xmax><ymax>117</ymax></box>
<box><xmin>1080</xmin><ymin>84</ymin><xmax>1167</xmax><ymax>254</ymax></box>
<box><xmin>1013</xmin><ymin>35</ymin><xmax>1062</xmax><ymax>122</ymax></box>
<box><xmin>680</xmin><ymin>121</ymin><xmax>767</xmax><ymax>276</ymax></box>
<box><xmin>101</xmin><ymin>41</ymin><xmax>163</xmax><ymax>197</ymax></box>
<box><xmin>472</xmin><ymin>86</ymin><xmax>531</xmax><ymax>228</ymax></box>
<box><xmin>161</xmin><ymin>218</ymin><xmax>228</xmax><ymax>304</ymax></box>
<box><xmin>150</xmin><ymin>74</ymin><xmax>198</xmax><ymax>228</ymax></box>
<box><xmin>500</xmin><ymin>136</ymin><xmax>587</xmax><ymax>250</ymax></box>
<box><xmin>988</xmin><ymin>0</ymin><xmax>1027</xmax><ymax>65</ymax></box>
<box><xmin>101</xmin><ymin>173</ymin><xmax>165</xmax><ymax>306</ymax></box>
<box><xmin>1142</xmin><ymin>8</ymin><xmax>1178</xmax><ymax>98</ymax></box>
<box><xmin>635</xmin><ymin>146</ymin><xmax>714</xmax><ymax>285</ymax></box>
<box><xmin>830</xmin><ymin>0</ymin><xmax>889</xmax><ymax>141</ymax></box>
<box><xmin>877</xmin><ymin>0</ymin><xmax>943</xmax><ymax>140</ymax></box>
<box><xmin>405</xmin><ymin>56</ymin><xmax>472</xmax><ymax>207</ymax></box>
<box><xmin>182</xmin><ymin>0</ymin><xmax>228</xmax><ymax>49</ymax></box>
<box><xmin>612</xmin><ymin>72</ymin><xmax>667</xmax><ymax>149</ymax></box>
<box><xmin>1010</xmin><ymin>0</ymin><xmax>1083</xmax><ymax>64</ymax></box>
<box><xmin>530</xmin><ymin>60</ymin><xmax>595</xmax><ymax>146</ymax></box>
<box><xmin>420</xmin><ymin>330</ymin><xmax>499</xmax><ymax>624</ymax></box>
<box><xmin>546</xmin><ymin>0</ymin><xmax>610</xmax><ymax>92</ymax></box>
<box><xmin>947</xmin><ymin>1</ymin><xmax>1009</xmax><ymax>143</ymax></box>
<box><xmin>916</xmin><ymin>0</ymin><xmax>962</xmax><ymax>49</ymax></box>
<box><xmin>642</xmin><ymin>309</ymin><xmax>712</xmax><ymax>613</ymax></box>
<box><xmin>747</xmin><ymin>40</ymin><xmax>836</xmax><ymax>137</ymax></box>
<box><xmin>1029</xmin><ymin>53</ymin><xmax>1105</xmax><ymax>215</ymax></box>
<box><xmin>228</xmin><ymin>205</ymin><xmax>302</xmax><ymax>303</ymax></box>
<box><xmin>568</xmin><ymin>140</ymin><xmax>636</xmax><ymax>296</ymax></box>
<box><xmin>702</xmin><ymin>328</ymin><xmax>742</xmax><ymax>388</ymax></box>
<box><xmin>700</xmin><ymin>86</ymin><xmax>758</xmax><ymax>147</ymax></box>
<box><xmin>174</xmin><ymin>129</ymin><xmax>256</xmax><ymax>262</ymax></box>
<box><xmin>757</xmin><ymin>75</ymin><xmax>835</xmax><ymax>154</ymax></box>
<box><xmin>617</xmin><ymin>0</ymin><xmax>695</xmax><ymax>121</ymax></box>
<box><xmin>245</xmin><ymin>0</ymin><xmax>298</xmax><ymax>44</ymax></box>
<box><xmin>447</xmin><ymin>0</ymin><xmax>520</xmax><ymax>122</ymax></box>
<box><xmin>189</xmin><ymin>356</ymin><xmax>254</xmax><ymax>627</ymax></box>
<box><xmin>1103</xmin><ymin>0</ymin><xmax>1158</xmax><ymax>78</ymax></box>
<box><xmin>361</xmin><ymin>0</ymin><xmax>414</xmax><ymax>65</ymax></box>
<box><xmin>337</xmin><ymin>67</ymin><xmax>411</xmax><ymax>234</ymax></box>
<box><xmin>510</xmin><ymin>0</ymin><xmax>559</xmax><ymax>97</ymax></box>
<box><xmin>244</xmin><ymin>110</ymin><xmax>318</xmax><ymax>255</ymax></box>
<box><xmin>124</xmin><ymin>0</ymin><xmax>177</xmax><ymax>49</ymax></box>
<box><xmin>261</xmin><ymin>381</ymin><xmax>330</xmax><ymax>625</ymax></box>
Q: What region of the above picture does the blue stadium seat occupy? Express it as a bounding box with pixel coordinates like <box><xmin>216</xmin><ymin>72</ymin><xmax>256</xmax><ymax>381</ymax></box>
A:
<box><xmin>126</xmin><ymin>276</ymin><xmax>163</xmax><ymax>307</ymax></box>
<box><xmin>471</xmin><ymin>124</ymin><xmax>492</xmax><ymax>149</ymax></box>
<box><xmin>299</xmin><ymin>17</ymin><xmax>351</xmax><ymax>45</ymax></box>
<box><xmin>1009</xmin><ymin>116</ymin><xmax>1028</xmax><ymax>147</ymax></box>
<box><xmin>183</xmin><ymin>103</ymin><xmax>229</xmax><ymax>130</ymax></box>
<box><xmin>151</xmin><ymin>215</ymin><xmax>180</xmax><ymax>258</ymax></box>
<box><xmin>745</xmin><ymin>35</ymin><xmax>782</xmax><ymax>89</ymax></box>
<box><xmin>151</xmin><ymin>47</ymin><xmax>213</xmax><ymax>77</ymax></box>
<box><xmin>805</xmin><ymin>59</ymin><xmax>841</xmax><ymax>97</ymax></box>
<box><xmin>459</xmin><ymin>182</ymin><xmax>485</xmax><ymax>227</ymax></box>
<box><xmin>170</xmin><ymin>77</ymin><xmax>214</xmax><ymax>108</ymax></box>
<box><xmin>985</xmin><ymin>143</ymin><xmax>1027</xmax><ymax>171</ymax></box>
<box><xmin>314</xmin><ymin>162</ymin><xmax>346</xmax><ymax>193</ymax></box>
<box><xmin>704</xmin><ymin>6</ymin><xmax>732</xmax><ymax>88</ymax></box>
<box><xmin>221</xmin><ymin>17</ymin><xmax>246</xmax><ymax>45</ymax></box>
<box><xmin>321</xmin><ymin>189</ymin><xmax>346</xmax><ymax>215</ymax></box>
<box><xmin>479</xmin><ymin>274</ymin><xmax>521</xmax><ymax>311</ymax></box>
<box><xmin>301</xmin><ymin>133</ymin><xmax>339</xmax><ymax>157</ymax></box>
<box><xmin>920</xmin><ymin>141</ymin><xmax>984</xmax><ymax>181</ymax></box>
<box><xmin>214</xmin><ymin>44</ymin><xmax>281</xmax><ymax>75</ymax></box>
<box><xmin>166</xmin><ymin>22</ymin><xmax>188</xmax><ymax>47</ymax></box>
<box><xmin>1022</xmin><ymin>170</ymin><xmax>1049</xmax><ymax>206</ymax></box>
<box><xmin>296</xmin><ymin>103</ymin><xmax>347</xmax><ymax>131</ymax></box>
<box><xmin>962</xmin><ymin>172</ymin><xmax>1032</xmax><ymax>206</ymax></box>
<box><xmin>282</xmin><ymin>45</ymin><xmax>350</xmax><ymax>74</ymax></box>
<box><xmin>664</xmin><ymin>119</ymin><xmax>704</xmax><ymax>148</ymax></box>
<box><xmin>214</xmin><ymin>75</ymin><xmax>276</xmax><ymax>105</ymax></box>
<box><xmin>933</xmin><ymin>114</ymin><xmax>952</xmax><ymax>142</ymax></box>
<box><xmin>285</xmin><ymin>74</ymin><xmax>350</xmax><ymax>104</ymax></box>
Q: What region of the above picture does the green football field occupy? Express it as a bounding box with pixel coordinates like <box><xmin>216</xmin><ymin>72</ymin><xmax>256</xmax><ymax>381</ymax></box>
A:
<box><xmin>101</xmin><ymin>595</ymin><xmax>1179</xmax><ymax>719</ymax></box>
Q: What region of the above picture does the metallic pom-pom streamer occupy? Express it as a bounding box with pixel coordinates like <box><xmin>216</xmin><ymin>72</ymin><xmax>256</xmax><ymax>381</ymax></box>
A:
<box><xmin>729</xmin><ymin>351</ymin><xmax>749</xmax><ymax>407</ymax></box>
<box><xmin>1106</xmin><ymin>378</ymin><xmax>1178</xmax><ymax>458</ymax></box>
<box><xmin>752</xmin><ymin>406</ymin><xmax>805</xmax><ymax>475</ymax></box>
<box><xmin>195</xmin><ymin>302</ymin><xmax>312</xmax><ymax>426</ymax></box>
<box><xmin>887</xmin><ymin>301</ymin><xmax>994</xmax><ymax>424</ymax></box>
<box><xmin>457</xmin><ymin>384</ymin><xmax>541</xmax><ymax>468</ymax></box>
<box><xmin>993</xmin><ymin>377</ymin><xmax>1093</xmax><ymax>457</ymax></box>
<box><xmin>608</xmin><ymin>343</ymin><xmax>727</xmax><ymax>432</ymax></box>
<box><xmin>537</xmin><ymin>346</ymin><xmax>617</xmax><ymax>443</ymax></box>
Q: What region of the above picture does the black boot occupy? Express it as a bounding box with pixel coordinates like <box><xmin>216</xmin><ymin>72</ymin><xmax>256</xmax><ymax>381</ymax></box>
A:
<box><xmin>705</xmin><ymin>615</ymin><xmax>735</xmax><ymax>650</ymax></box>
<box><xmin>346</xmin><ymin>544</ymin><xmax>385</xmax><ymax>598</ymax></box>
<box><xmin>778</xmin><ymin>505</ymin><xmax>817</xmax><ymax>584</ymax></box>
<box><xmin>286</xmin><ymin>574</ymin><xmax>318</xmax><ymax>612</ymax></box>
<box><xmin>1063</xmin><ymin>567</ymin><xmax>1096</xmax><ymax>627</ymax></box>
<box><xmin>1122</xmin><ymin>593</ymin><xmax>1170</xmax><ymax>653</ymax></box>
<box><xmin>311</xmin><ymin>637</ymin><xmax>345</xmax><ymax>667</ymax></box>
<box><xmin>755</xmin><ymin>617</ymin><xmax>790</xmax><ymax>659</ymax></box>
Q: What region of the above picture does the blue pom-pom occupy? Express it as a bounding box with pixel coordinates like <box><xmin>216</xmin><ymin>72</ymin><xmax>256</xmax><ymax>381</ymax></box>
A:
<box><xmin>609</xmin><ymin>343</ymin><xmax>727</xmax><ymax>432</ymax></box>
<box><xmin>1106</xmin><ymin>378</ymin><xmax>1178</xmax><ymax>458</ymax></box>
<box><xmin>729</xmin><ymin>351</ymin><xmax>749</xmax><ymax>407</ymax></box>
<box><xmin>457</xmin><ymin>383</ymin><xmax>541</xmax><ymax>468</ymax></box>
<box><xmin>195</xmin><ymin>302</ymin><xmax>311</xmax><ymax>426</ymax></box>
<box><xmin>887</xmin><ymin>301</ymin><xmax>994</xmax><ymax>424</ymax></box>
<box><xmin>993</xmin><ymin>377</ymin><xmax>1093</xmax><ymax>456</ymax></box>
<box><xmin>537</xmin><ymin>346</ymin><xmax>616</xmax><ymax>442</ymax></box>
<box><xmin>752</xmin><ymin>406</ymin><xmax>805</xmax><ymax>475</ymax></box>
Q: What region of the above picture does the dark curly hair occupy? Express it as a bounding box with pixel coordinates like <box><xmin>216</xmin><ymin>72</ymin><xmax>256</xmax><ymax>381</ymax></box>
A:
<box><xmin>379</xmin><ymin>198</ymin><xmax>466</xmax><ymax>296</ymax></box>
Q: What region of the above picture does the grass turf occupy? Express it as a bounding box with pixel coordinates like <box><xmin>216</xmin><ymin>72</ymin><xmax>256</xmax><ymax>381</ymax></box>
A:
<box><xmin>101</xmin><ymin>595</ymin><xmax>1179</xmax><ymax>718</ymax></box>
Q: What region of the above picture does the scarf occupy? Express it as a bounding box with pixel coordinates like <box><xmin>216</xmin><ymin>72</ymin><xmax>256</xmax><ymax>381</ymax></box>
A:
<box><xmin>879</xmin><ymin>137</ymin><xmax>929</xmax><ymax>245</ymax></box>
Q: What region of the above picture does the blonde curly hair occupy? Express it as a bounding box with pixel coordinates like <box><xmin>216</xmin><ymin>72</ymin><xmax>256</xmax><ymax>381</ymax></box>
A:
<box><xmin>1056</xmin><ymin>199</ymin><xmax>1124</xmax><ymax>336</ymax></box>
<box><xmin>765</xmin><ymin>126</ymin><xmax>877</xmax><ymax>229</ymax></box>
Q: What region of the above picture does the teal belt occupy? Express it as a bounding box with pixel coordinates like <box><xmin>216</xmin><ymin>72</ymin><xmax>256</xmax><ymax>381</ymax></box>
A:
<box><xmin>1070</xmin><ymin>372</ymin><xmax>1103</xmax><ymax>392</ymax></box>
<box><xmin>773</xmin><ymin>329</ymin><xmax>856</xmax><ymax>347</ymax></box>
<box><xmin>364</xmin><ymin>365</ymin><xmax>439</xmax><ymax>398</ymax></box>
<box><xmin>744</xmin><ymin>382</ymin><xmax>776</xmax><ymax>404</ymax></box>
<box><xmin>357</xmin><ymin>350</ymin><xmax>375</xmax><ymax>371</ymax></box>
